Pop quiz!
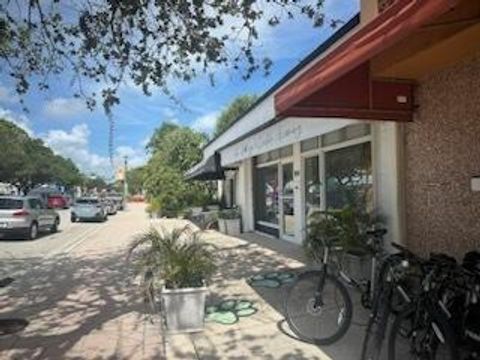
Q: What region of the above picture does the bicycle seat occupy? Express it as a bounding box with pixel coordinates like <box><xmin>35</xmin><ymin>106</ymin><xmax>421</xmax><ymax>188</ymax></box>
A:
<box><xmin>366</xmin><ymin>228</ymin><xmax>387</xmax><ymax>237</ymax></box>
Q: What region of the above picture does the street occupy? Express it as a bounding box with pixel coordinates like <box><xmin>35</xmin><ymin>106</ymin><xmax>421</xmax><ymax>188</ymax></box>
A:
<box><xmin>0</xmin><ymin>203</ymin><xmax>166</xmax><ymax>359</ymax></box>
<box><xmin>0</xmin><ymin>209</ymin><xmax>103</xmax><ymax>262</ymax></box>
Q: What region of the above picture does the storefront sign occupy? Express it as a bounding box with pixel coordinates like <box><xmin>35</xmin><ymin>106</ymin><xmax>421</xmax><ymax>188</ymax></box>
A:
<box><xmin>220</xmin><ymin>117</ymin><xmax>356</xmax><ymax>166</ymax></box>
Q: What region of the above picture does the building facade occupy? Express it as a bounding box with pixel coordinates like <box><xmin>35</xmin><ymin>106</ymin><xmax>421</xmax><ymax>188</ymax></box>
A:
<box><xmin>189</xmin><ymin>0</ymin><xmax>480</xmax><ymax>258</ymax></box>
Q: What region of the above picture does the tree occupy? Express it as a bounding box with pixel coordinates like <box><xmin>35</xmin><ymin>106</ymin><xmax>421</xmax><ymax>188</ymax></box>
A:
<box><xmin>214</xmin><ymin>94</ymin><xmax>258</xmax><ymax>136</ymax></box>
<box><xmin>143</xmin><ymin>123</ymin><xmax>214</xmax><ymax>214</ymax></box>
<box><xmin>0</xmin><ymin>119</ymin><xmax>84</xmax><ymax>188</ymax></box>
<box><xmin>0</xmin><ymin>2</ymin><xmax>337</xmax><ymax>114</ymax></box>
<box><xmin>125</xmin><ymin>166</ymin><xmax>145</xmax><ymax>195</ymax></box>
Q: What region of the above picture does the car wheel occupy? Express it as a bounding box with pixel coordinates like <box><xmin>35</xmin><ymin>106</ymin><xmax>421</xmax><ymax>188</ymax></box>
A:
<box><xmin>50</xmin><ymin>218</ymin><xmax>59</xmax><ymax>233</ymax></box>
<box><xmin>28</xmin><ymin>222</ymin><xmax>38</xmax><ymax>240</ymax></box>
<box><xmin>71</xmin><ymin>215</ymin><xmax>77</xmax><ymax>223</ymax></box>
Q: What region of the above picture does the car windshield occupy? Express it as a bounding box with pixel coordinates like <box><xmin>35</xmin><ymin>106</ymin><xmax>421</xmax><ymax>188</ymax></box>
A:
<box><xmin>0</xmin><ymin>198</ymin><xmax>24</xmax><ymax>209</ymax></box>
<box><xmin>76</xmin><ymin>199</ymin><xmax>99</xmax><ymax>205</ymax></box>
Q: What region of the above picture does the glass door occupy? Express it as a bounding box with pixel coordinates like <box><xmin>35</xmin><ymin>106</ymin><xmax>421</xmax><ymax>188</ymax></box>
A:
<box><xmin>280</xmin><ymin>162</ymin><xmax>295</xmax><ymax>239</ymax></box>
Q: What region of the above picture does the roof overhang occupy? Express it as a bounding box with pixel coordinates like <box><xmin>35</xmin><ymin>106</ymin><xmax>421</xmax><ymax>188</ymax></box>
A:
<box><xmin>275</xmin><ymin>0</ymin><xmax>466</xmax><ymax>120</ymax></box>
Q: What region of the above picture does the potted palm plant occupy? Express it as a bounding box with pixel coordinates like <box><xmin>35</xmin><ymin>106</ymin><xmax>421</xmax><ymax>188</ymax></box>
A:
<box><xmin>128</xmin><ymin>226</ymin><xmax>216</xmax><ymax>333</ymax></box>
<box><xmin>217</xmin><ymin>207</ymin><xmax>241</xmax><ymax>236</ymax></box>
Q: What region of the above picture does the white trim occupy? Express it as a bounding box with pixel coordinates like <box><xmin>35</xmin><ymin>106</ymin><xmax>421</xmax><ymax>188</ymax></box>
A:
<box><xmin>321</xmin><ymin>135</ymin><xmax>372</xmax><ymax>153</ymax></box>
<box><xmin>256</xmin><ymin>220</ymin><xmax>280</xmax><ymax>229</ymax></box>
<box><xmin>256</xmin><ymin>160</ymin><xmax>279</xmax><ymax>168</ymax></box>
<box><xmin>220</xmin><ymin>117</ymin><xmax>360</xmax><ymax>166</ymax></box>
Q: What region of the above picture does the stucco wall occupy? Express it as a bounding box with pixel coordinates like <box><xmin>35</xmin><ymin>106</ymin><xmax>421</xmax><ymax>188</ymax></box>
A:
<box><xmin>405</xmin><ymin>52</ymin><xmax>480</xmax><ymax>258</ymax></box>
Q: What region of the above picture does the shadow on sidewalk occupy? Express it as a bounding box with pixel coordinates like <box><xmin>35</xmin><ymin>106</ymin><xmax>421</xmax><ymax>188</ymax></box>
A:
<box><xmin>0</xmin><ymin>250</ymin><xmax>165</xmax><ymax>359</ymax></box>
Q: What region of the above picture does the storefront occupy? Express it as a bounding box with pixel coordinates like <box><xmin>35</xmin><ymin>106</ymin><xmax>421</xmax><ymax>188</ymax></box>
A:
<box><xmin>189</xmin><ymin>0</ymin><xmax>480</xmax><ymax>257</ymax></box>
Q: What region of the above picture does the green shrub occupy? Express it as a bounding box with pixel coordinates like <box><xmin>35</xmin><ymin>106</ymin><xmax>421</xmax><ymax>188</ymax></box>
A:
<box><xmin>128</xmin><ymin>226</ymin><xmax>217</xmax><ymax>306</ymax></box>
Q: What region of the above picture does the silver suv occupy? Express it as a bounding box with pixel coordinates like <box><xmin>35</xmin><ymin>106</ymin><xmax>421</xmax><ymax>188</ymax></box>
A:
<box><xmin>0</xmin><ymin>196</ymin><xmax>60</xmax><ymax>240</ymax></box>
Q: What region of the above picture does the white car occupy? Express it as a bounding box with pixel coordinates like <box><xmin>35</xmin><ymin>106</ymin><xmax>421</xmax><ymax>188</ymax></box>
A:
<box><xmin>0</xmin><ymin>196</ymin><xmax>60</xmax><ymax>240</ymax></box>
<box><xmin>71</xmin><ymin>197</ymin><xmax>108</xmax><ymax>222</ymax></box>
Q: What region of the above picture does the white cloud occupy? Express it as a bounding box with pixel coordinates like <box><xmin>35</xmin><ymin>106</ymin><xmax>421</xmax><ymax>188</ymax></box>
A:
<box><xmin>42</xmin><ymin>124</ymin><xmax>110</xmax><ymax>176</ymax></box>
<box><xmin>0</xmin><ymin>107</ymin><xmax>34</xmax><ymax>136</ymax></box>
<box><xmin>190</xmin><ymin>111</ymin><xmax>219</xmax><ymax>134</ymax></box>
<box><xmin>115</xmin><ymin>145</ymin><xmax>147</xmax><ymax>169</ymax></box>
<box><xmin>0</xmin><ymin>86</ymin><xmax>19</xmax><ymax>104</ymax></box>
<box><xmin>43</xmin><ymin>97</ymin><xmax>88</xmax><ymax>119</ymax></box>
<box><xmin>43</xmin><ymin>123</ymin><xmax>147</xmax><ymax>179</ymax></box>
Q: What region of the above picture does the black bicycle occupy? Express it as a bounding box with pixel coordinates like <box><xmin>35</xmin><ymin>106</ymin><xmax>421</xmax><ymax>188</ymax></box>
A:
<box><xmin>387</xmin><ymin>252</ymin><xmax>461</xmax><ymax>360</ymax></box>
<box><xmin>360</xmin><ymin>242</ymin><xmax>419</xmax><ymax>360</ymax></box>
<box><xmin>284</xmin><ymin>228</ymin><xmax>387</xmax><ymax>345</ymax></box>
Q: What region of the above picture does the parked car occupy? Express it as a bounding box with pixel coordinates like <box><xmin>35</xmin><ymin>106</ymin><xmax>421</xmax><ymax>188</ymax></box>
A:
<box><xmin>104</xmin><ymin>199</ymin><xmax>117</xmax><ymax>215</ymax></box>
<box><xmin>47</xmin><ymin>194</ymin><xmax>69</xmax><ymax>209</ymax></box>
<box><xmin>0</xmin><ymin>196</ymin><xmax>60</xmax><ymax>240</ymax></box>
<box><xmin>106</xmin><ymin>193</ymin><xmax>125</xmax><ymax>210</ymax></box>
<box><xmin>71</xmin><ymin>197</ymin><xmax>107</xmax><ymax>222</ymax></box>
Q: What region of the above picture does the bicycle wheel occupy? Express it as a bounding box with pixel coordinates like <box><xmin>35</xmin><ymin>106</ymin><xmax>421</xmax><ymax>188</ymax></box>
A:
<box><xmin>284</xmin><ymin>270</ymin><xmax>352</xmax><ymax>345</ymax></box>
<box><xmin>388</xmin><ymin>307</ymin><xmax>458</xmax><ymax>360</ymax></box>
<box><xmin>361</xmin><ymin>285</ymin><xmax>391</xmax><ymax>360</ymax></box>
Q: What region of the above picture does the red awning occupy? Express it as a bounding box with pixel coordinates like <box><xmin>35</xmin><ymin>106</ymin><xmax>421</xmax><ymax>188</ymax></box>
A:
<box><xmin>275</xmin><ymin>0</ymin><xmax>460</xmax><ymax>116</ymax></box>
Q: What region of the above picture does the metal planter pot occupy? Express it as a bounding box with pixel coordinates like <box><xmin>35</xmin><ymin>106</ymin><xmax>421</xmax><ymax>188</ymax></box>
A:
<box><xmin>218</xmin><ymin>218</ymin><xmax>241</xmax><ymax>236</ymax></box>
<box><xmin>161</xmin><ymin>286</ymin><xmax>208</xmax><ymax>333</ymax></box>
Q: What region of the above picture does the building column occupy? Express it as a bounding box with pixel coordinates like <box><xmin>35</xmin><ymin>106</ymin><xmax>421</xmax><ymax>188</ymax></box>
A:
<box><xmin>293</xmin><ymin>142</ymin><xmax>304</xmax><ymax>245</ymax></box>
<box><xmin>237</xmin><ymin>158</ymin><xmax>254</xmax><ymax>232</ymax></box>
<box><xmin>372</xmin><ymin>122</ymin><xmax>406</xmax><ymax>248</ymax></box>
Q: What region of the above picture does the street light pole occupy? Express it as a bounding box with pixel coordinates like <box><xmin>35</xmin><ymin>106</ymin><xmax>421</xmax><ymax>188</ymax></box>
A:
<box><xmin>123</xmin><ymin>155</ymin><xmax>129</xmax><ymax>204</ymax></box>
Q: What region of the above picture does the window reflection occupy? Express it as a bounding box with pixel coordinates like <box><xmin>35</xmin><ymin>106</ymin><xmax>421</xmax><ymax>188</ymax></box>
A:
<box><xmin>304</xmin><ymin>156</ymin><xmax>321</xmax><ymax>220</ymax></box>
<box><xmin>325</xmin><ymin>143</ymin><xmax>372</xmax><ymax>211</ymax></box>
<box><xmin>254</xmin><ymin>165</ymin><xmax>279</xmax><ymax>224</ymax></box>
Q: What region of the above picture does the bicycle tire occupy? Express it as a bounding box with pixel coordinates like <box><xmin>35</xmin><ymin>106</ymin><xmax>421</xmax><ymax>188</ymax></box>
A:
<box><xmin>388</xmin><ymin>306</ymin><xmax>458</xmax><ymax>360</ymax></box>
<box><xmin>361</xmin><ymin>289</ymin><xmax>390</xmax><ymax>360</ymax></box>
<box><xmin>284</xmin><ymin>270</ymin><xmax>353</xmax><ymax>345</ymax></box>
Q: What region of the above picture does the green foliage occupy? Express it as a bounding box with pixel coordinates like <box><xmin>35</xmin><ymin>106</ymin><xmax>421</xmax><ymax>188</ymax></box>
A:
<box><xmin>128</xmin><ymin>226</ymin><xmax>216</xmax><ymax>306</ymax></box>
<box><xmin>218</xmin><ymin>207</ymin><xmax>241</xmax><ymax>220</ymax></box>
<box><xmin>0</xmin><ymin>119</ymin><xmax>83</xmax><ymax>188</ymax></box>
<box><xmin>126</xmin><ymin>166</ymin><xmax>145</xmax><ymax>195</ymax></box>
<box><xmin>214</xmin><ymin>95</ymin><xmax>258</xmax><ymax>137</ymax></box>
<box><xmin>1</xmin><ymin>2</ymin><xmax>329</xmax><ymax>114</ymax></box>
<box><xmin>143</xmin><ymin>122</ymin><xmax>214</xmax><ymax>216</ymax></box>
<box><xmin>304</xmin><ymin>196</ymin><xmax>382</xmax><ymax>261</ymax></box>
<box><xmin>84</xmin><ymin>176</ymin><xmax>108</xmax><ymax>190</ymax></box>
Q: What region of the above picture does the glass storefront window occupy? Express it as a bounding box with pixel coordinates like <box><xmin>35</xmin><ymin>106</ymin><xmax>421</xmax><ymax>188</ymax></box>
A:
<box><xmin>254</xmin><ymin>165</ymin><xmax>279</xmax><ymax>225</ymax></box>
<box><xmin>301</xmin><ymin>137</ymin><xmax>319</xmax><ymax>152</ymax></box>
<box><xmin>325</xmin><ymin>142</ymin><xmax>372</xmax><ymax>210</ymax></box>
<box><xmin>304</xmin><ymin>156</ymin><xmax>321</xmax><ymax>220</ymax></box>
<box><xmin>282</xmin><ymin>163</ymin><xmax>295</xmax><ymax>237</ymax></box>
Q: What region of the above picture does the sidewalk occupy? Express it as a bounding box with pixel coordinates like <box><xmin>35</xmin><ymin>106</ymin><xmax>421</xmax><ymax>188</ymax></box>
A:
<box><xmin>0</xmin><ymin>209</ymin><xmax>367</xmax><ymax>359</ymax></box>
<box><xmin>0</xmin><ymin>203</ymin><xmax>165</xmax><ymax>359</ymax></box>
<box><xmin>160</xmin><ymin>220</ymin><xmax>368</xmax><ymax>360</ymax></box>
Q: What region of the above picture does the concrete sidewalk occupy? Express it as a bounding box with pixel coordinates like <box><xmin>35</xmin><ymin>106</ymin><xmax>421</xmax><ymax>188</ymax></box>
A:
<box><xmin>0</xmin><ymin>209</ymin><xmax>367</xmax><ymax>359</ymax></box>
<box><xmin>160</xmin><ymin>220</ymin><xmax>368</xmax><ymax>360</ymax></box>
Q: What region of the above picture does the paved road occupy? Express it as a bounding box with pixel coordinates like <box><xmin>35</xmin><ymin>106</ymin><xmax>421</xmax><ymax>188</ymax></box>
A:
<box><xmin>0</xmin><ymin>207</ymin><xmax>138</xmax><ymax>279</ymax></box>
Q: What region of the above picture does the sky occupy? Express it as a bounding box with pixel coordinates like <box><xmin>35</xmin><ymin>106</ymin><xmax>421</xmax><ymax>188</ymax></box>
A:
<box><xmin>0</xmin><ymin>0</ymin><xmax>359</xmax><ymax>180</ymax></box>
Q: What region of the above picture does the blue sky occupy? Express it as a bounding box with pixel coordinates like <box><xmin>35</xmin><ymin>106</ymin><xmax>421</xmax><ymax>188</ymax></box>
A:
<box><xmin>0</xmin><ymin>0</ymin><xmax>358</xmax><ymax>179</ymax></box>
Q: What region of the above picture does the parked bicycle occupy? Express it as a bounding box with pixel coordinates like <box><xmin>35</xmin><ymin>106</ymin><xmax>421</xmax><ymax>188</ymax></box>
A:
<box><xmin>284</xmin><ymin>227</ymin><xmax>389</xmax><ymax>345</ymax></box>
<box><xmin>387</xmin><ymin>250</ymin><xmax>480</xmax><ymax>360</ymax></box>
<box><xmin>361</xmin><ymin>243</ymin><xmax>444</xmax><ymax>360</ymax></box>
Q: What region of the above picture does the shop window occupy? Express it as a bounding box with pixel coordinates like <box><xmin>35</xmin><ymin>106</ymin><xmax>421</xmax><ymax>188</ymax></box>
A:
<box><xmin>345</xmin><ymin>123</ymin><xmax>370</xmax><ymax>140</ymax></box>
<box><xmin>322</xmin><ymin>124</ymin><xmax>371</xmax><ymax>147</ymax></box>
<box><xmin>325</xmin><ymin>142</ymin><xmax>372</xmax><ymax>210</ymax></box>
<box><xmin>280</xmin><ymin>145</ymin><xmax>293</xmax><ymax>158</ymax></box>
<box><xmin>254</xmin><ymin>165</ymin><xmax>279</xmax><ymax>225</ymax></box>
<box><xmin>301</xmin><ymin>137</ymin><xmax>319</xmax><ymax>152</ymax></box>
<box><xmin>304</xmin><ymin>156</ymin><xmax>321</xmax><ymax>220</ymax></box>
<box><xmin>322</xmin><ymin>128</ymin><xmax>345</xmax><ymax>147</ymax></box>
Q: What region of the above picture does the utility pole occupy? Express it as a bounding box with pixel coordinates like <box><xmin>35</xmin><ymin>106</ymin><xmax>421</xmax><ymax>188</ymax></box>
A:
<box><xmin>123</xmin><ymin>155</ymin><xmax>129</xmax><ymax>201</ymax></box>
